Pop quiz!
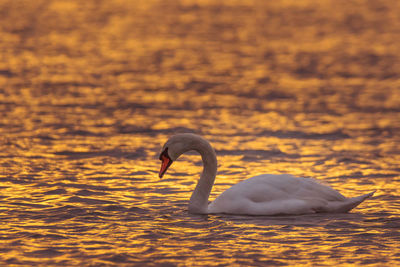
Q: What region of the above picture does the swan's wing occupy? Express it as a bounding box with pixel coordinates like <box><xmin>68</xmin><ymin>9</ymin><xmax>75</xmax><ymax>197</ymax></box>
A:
<box><xmin>208</xmin><ymin>174</ymin><xmax>347</xmax><ymax>215</ymax></box>
<box><xmin>221</xmin><ymin>174</ymin><xmax>346</xmax><ymax>202</ymax></box>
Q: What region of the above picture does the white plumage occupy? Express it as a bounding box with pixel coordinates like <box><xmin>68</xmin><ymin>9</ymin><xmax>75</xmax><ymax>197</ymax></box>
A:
<box><xmin>158</xmin><ymin>133</ymin><xmax>374</xmax><ymax>215</ymax></box>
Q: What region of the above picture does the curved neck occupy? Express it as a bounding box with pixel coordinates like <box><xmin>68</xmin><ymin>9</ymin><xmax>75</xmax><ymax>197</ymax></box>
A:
<box><xmin>188</xmin><ymin>137</ymin><xmax>217</xmax><ymax>214</ymax></box>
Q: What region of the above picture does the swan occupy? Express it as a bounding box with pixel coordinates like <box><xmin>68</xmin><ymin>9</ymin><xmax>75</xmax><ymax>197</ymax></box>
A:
<box><xmin>158</xmin><ymin>133</ymin><xmax>375</xmax><ymax>215</ymax></box>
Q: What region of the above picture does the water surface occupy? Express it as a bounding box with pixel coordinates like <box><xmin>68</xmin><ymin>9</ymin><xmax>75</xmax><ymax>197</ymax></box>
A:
<box><xmin>1</xmin><ymin>0</ymin><xmax>399</xmax><ymax>265</ymax></box>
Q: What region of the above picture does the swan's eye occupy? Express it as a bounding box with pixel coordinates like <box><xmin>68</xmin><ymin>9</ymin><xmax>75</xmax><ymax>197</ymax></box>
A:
<box><xmin>159</xmin><ymin>147</ymin><xmax>170</xmax><ymax>160</ymax></box>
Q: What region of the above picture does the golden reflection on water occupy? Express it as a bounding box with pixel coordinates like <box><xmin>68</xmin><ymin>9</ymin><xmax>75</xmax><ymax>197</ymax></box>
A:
<box><xmin>1</xmin><ymin>0</ymin><xmax>400</xmax><ymax>265</ymax></box>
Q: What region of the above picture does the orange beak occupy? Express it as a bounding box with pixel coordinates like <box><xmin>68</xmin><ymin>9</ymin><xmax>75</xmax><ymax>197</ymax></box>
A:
<box><xmin>159</xmin><ymin>148</ymin><xmax>173</xmax><ymax>178</ymax></box>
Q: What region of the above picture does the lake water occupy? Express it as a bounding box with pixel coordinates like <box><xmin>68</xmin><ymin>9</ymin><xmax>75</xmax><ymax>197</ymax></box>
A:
<box><xmin>1</xmin><ymin>0</ymin><xmax>399</xmax><ymax>265</ymax></box>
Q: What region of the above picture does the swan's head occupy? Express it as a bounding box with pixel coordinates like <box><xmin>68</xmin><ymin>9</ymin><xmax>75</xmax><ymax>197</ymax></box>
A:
<box><xmin>158</xmin><ymin>133</ymin><xmax>201</xmax><ymax>178</ymax></box>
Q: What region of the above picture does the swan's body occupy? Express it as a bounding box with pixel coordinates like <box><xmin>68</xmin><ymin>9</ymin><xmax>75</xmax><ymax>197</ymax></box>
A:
<box><xmin>158</xmin><ymin>133</ymin><xmax>374</xmax><ymax>215</ymax></box>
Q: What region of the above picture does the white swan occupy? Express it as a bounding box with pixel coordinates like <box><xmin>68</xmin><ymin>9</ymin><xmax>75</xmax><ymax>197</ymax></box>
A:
<box><xmin>158</xmin><ymin>133</ymin><xmax>375</xmax><ymax>215</ymax></box>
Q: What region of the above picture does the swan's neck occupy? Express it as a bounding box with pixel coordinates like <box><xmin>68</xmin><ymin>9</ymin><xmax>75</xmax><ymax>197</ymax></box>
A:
<box><xmin>188</xmin><ymin>138</ymin><xmax>217</xmax><ymax>214</ymax></box>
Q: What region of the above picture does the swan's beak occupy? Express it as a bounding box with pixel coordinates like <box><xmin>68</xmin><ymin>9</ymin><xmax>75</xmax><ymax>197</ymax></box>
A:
<box><xmin>159</xmin><ymin>149</ymin><xmax>173</xmax><ymax>179</ymax></box>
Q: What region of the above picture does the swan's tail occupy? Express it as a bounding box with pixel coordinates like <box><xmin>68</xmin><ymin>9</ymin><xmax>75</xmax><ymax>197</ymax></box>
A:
<box><xmin>332</xmin><ymin>191</ymin><xmax>376</xmax><ymax>213</ymax></box>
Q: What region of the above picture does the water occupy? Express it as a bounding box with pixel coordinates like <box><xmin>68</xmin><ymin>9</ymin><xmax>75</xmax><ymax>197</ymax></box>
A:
<box><xmin>1</xmin><ymin>0</ymin><xmax>400</xmax><ymax>265</ymax></box>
